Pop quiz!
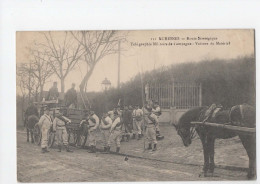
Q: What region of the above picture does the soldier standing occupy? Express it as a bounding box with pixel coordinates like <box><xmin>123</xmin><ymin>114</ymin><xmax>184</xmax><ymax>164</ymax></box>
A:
<box><xmin>107</xmin><ymin>110</ymin><xmax>122</xmax><ymax>153</ymax></box>
<box><xmin>52</xmin><ymin>110</ymin><xmax>73</xmax><ymax>152</ymax></box>
<box><xmin>132</xmin><ymin>104</ymin><xmax>143</xmax><ymax>140</ymax></box>
<box><xmin>87</xmin><ymin>110</ymin><xmax>100</xmax><ymax>153</ymax></box>
<box><xmin>47</xmin><ymin>82</ymin><xmax>59</xmax><ymax>101</ymax></box>
<box><xmin>64</xmin><ymin>83</ymin><xmax>78</xmax><ymax>108</ymax></box>
<box><xmin>152</xmin><ymin>101</ymin><xmax>164</xmax><ymax>140</ymax></box>
<box><xmin>38</xmin><ymin>106</ymin><xmax>52</xmax><ymax>153</ymax></box>
<box><xmin>100</xmin><ymin>112</ymin><xmax>113</xmax><ymax>153</ymax></box>
<box><xmin>144</xmin><ymin>105</ymin><xmax>158</xmax><ymax>151</ymax></box>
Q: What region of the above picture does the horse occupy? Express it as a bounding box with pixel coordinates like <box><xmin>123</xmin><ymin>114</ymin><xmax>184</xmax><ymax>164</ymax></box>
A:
<box><xmin>173</xmin><ymin>104</ymin><xmax>256</xmax><ymax>179</ymax></box>
<box><xmin>25</xmin><ymin>115</ymin><xmax>39</xmax><ymax>143</ymax></box>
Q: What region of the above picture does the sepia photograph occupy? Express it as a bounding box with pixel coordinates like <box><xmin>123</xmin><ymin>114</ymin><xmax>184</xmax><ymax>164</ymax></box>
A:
<box><xmin>16</xmin><ymin>29</ymin><xmax>256</xmax><ymax>182</ymax></box>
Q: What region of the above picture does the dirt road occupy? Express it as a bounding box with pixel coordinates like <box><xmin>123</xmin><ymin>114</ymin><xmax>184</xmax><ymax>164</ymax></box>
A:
<box><xmin>17</xmin><ymin>131</ymin><xmax>248</xmax><ymax>182</ymax></box>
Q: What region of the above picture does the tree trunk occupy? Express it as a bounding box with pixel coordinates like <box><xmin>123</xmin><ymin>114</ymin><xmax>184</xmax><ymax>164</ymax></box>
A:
<box><xmin>61</xmin><ymin>77</ymin><xmax>65</xmax><ymax>99</ymax></box>
<box><xmin>40</xmin><ymin>84</ymin><xmax>44</xmax><ymax>102</ymax></box>
<box><xmin>79</xmin><ymin>65</ymin><xmax>95</xmax><ymax>94</ymax></box>
<box><xmin>79</xmin><ymin>65</ymin><xmax>96</xmax><ymax>108</ymax></box>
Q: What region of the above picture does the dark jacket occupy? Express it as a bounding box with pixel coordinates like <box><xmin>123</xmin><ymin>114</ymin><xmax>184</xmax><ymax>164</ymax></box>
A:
<box><xmin>47</xmin><ymin>86</ymin><xmax>59</xmax><ymax>100</ymax></box>
<box><xmin>65</xmin><ymin>88</ymin><xmax>77</xmax><ymax>107</ymax></box>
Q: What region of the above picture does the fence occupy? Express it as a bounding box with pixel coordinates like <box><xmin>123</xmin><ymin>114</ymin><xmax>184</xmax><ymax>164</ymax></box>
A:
<box><xmin>145</xmin><ymin>81</ymin><xmax>202</xmax><ymax>109</ymax></box>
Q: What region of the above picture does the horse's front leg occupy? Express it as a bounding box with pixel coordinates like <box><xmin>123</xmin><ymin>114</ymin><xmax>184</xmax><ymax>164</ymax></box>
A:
<box><xmin>26</xmin><ymin>128</ymin><xmax>29</xmax><ymax>142</ymax></box>
<box><xmin>208</xmin><ymin>137</ymin><xmax>216</xmax><ymax>176</ymax></box>
<box><xmin>198</xmin><ymin>130</ymin><xmax>210</xmax><ymax>177</ymax></box>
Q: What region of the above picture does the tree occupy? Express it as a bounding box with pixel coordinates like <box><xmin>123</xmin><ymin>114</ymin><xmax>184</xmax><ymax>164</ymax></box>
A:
<box><xmin>17</xmin><ymin>62</ymin><xmax>39</xmax><ymax>101</ymax></box>
<box><xmin>71</xmin><ymin>31</ymin><xmax>127</xmax><ymax>96</ymax></box>
<box><xmin>38</xmin><ymin>31</ymin><xmax>85</xmax><ymax>95</ymax></box>
<box><xmin>29</xmin><ymin>48</ymin><xmax>54</xmax><ymax>100</ymax></box>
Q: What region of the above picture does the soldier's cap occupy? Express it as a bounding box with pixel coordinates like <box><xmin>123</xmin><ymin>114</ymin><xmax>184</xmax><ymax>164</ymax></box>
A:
<box><xmin>44</xmin><ymin>106</ymin><xmax>50</xmax><ymax>111</ymax></box>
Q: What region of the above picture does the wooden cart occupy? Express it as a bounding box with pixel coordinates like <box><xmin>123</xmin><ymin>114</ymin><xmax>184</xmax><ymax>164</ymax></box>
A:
<box><xmin>191</xmin><ymin>121</ymin><xmax>256</xmax><ymax>135</ymax></box>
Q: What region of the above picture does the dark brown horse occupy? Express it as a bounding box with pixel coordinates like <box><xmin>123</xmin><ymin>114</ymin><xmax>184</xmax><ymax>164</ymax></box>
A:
<box><xmin>25</xmin><ymin>115</ymin><xmax>39</xmax><ymax>143</ymax></box>
<box><xmin>173</xmin><ymin>104</ymin><xmax>256</xmax><ymax>179</ymax></box>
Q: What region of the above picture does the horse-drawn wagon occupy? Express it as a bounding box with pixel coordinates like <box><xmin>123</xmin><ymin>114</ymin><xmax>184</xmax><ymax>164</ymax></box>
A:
<box><xmin>32</xmin><ymin>101</ymin><xmax>88</xmax><ymax>148</ymax></box>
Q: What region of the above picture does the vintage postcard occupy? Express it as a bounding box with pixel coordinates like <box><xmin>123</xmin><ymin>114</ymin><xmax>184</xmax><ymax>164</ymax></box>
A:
<box><xmin>16</xmin><ymin>29</ymin><xmax>255</xmax><ymax>182</ymax></box>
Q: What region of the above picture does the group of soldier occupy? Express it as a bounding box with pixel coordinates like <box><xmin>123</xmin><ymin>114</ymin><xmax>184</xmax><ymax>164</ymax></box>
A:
<box><xmin>24</xmin><ymin>82</ymin><xmax>163</xmax><ymax>154</ymax></box>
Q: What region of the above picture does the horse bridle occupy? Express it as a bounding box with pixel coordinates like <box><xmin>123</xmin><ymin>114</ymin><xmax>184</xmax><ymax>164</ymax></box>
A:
<box><xmin>177</xmin><ymin>123</ymin><xmax>197</xmax><ymax>141</ymax></box>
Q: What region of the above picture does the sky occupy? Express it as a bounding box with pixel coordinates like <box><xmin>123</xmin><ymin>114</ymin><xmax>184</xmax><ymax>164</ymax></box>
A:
<box><xmin>16</xmin><ymin>29</ymin><xmax>255</xmax><ymax>94</ymax></box>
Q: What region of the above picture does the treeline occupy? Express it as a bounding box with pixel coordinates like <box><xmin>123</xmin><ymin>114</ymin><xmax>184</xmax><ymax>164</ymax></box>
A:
<box><xmin>87</xmin><ymin>55</ymin><xmax>255</xmax><ymax>116</ymax></box>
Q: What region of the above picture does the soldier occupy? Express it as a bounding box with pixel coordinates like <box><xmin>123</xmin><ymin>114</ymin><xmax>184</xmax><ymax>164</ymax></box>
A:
<box><xmin>144</xmin><ymin>104</ymin><xmax>158</xmax><ymax>151</ymax></box>
<box><xmin>52</xmin><ymin>110</ymin><xmax>73</xmax><ymax>152</ymax></box>
<box><xmin>38</xmin><ymin>106</ymin><xmax>52</xmax><ymax>153</ymax></box>
<box><xmin>100</xmin><ymin>112</ymin><xmax>113</xmax><ymax>153</ymax></box>
<box><xmin>47</xmin><ymin>82</ymin><xmax>59</xmax><ymax>100</ymax></box>
<box><xmin>87</xmin><ymin>110</ymin><xmax>100</xmax><ymax>153</ymax></box>
<box><xmin>152</xmin><ymin>101</ymin><xmax>164</xmax><ymax>140</ymax></box>
<box><xmin>107</xmin><ymin>110</ymin><xmax>123</xmax><ymax>153</ymax></box>
<box><xmin>65</xmin><ymin>83</ymin><xmax>78</xmax><ymax>108</ymax></box>
<box><xmin>132</xmin><ymin>104</ymin><xmax>143</xmax><ymax>140</ymax></box>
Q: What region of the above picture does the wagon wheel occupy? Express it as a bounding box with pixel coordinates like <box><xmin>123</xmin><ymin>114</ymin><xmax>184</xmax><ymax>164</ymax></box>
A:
<box><xmin>33</xmin><ymin>124</ymin><xmax>41</xmax><ymax>146</ymax></box>
<box><xmin>47</xmin><ymin>130</ymin><xmax>55</xmax><ymax>148</ymax></box>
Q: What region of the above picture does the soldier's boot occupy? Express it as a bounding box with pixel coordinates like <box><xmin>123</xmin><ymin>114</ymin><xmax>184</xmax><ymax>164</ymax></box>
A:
<box><xmin>132</xmin><ymin>134</ymin><xmax>136</xmax><ymax>139</ymax></box>
<box><xmin>148</xmin><ymin>143</ymin><xmax>152</xmax><ymax>150</ymax></box>
<box><xmin>45</xmin><ymin>148</ymin><xmax>50</xmax><ymax>153</ymax></box>
<box><xmin>57</xmin><ymin>145</ymin><xmax>62</xmax><ymax>152</ymax></box>
<box><xmin>156</xmin><ymin>131</ymin><xmax>160</xmax><ymax>136</ymax></box>
<box><xmin>66</xmin><ymin>145</ymin><xmax>73</xmax><ymax>152</ymax></box>
<box><xmin>126</xmin><ymin>135</ymin><xmax>130</xmax><ymax>142</ymax></box>
<box><xmin>88</xmin><ymin>146</ymin><xmax>96</xmax><ymax>153</ymax></box>
<box><xmin>41</xmin><ymin>148</ymin><xmax>45</xmax><ymax>153</ymax></box>
<box><xmin>156</xmin><ymin>131</ymin><xmax>164</xmax><ymax>140</ymax></box>
<box><xmin>116</xmin><ymin>147</ymin><xmax>120</xmax><ymax>153</ymax></box>
<box><xmin>41</xmin><ymin>147</ymin><xmax>49</xmax><ymax>153</ymax></box>
<box><xmin>152</xmin><ymin>144</ymin><xmax>157</xmax><ymax>151</ymax></box>
<box><xmin>137</xmin><ymin>134</ymin><xmax>141</xmax><ymax>140</ymax></box>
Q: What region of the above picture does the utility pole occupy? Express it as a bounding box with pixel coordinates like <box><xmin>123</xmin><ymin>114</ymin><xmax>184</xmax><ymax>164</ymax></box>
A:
<box><xmin>117</xmin><ymin>40</ymin><xmax>121</xmax><ymax>89</ymax></box>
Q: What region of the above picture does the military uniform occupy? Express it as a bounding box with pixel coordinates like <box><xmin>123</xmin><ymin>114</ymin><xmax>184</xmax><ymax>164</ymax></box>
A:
<box><xmin>38</xmin><ymin>113</ymin><xmax>52</xmax><ymax>153</ymax></box>
<box><xmin>47</xmin><ymin>86</ymin><xmax>59</xmax><ymax>100</ymax></box>
<box><xmin>108</xmin><ymin>115</ymin><xmax>122</xmax><ymax>153</ymax></box>
<box><xmin>100</xmin><ymin>115</ymin><xmax>112</xmax><ymax>152</ymax></box>
<box><xmin>65</xmin><ymin>88</ymin><xmax>77</xmax><ymax>108</ymax></box>
<box><xmin>53</xmin><ymin>114</ymin><xmax>73</xmax><ymax>152</ymax></box>
<box><xmin>132</xmin><ymin>107</ymin><xmax>143</xmax><ymax>140</ymax></box>
<box><xmin>87</xmin><ymin>113</ymin><xmax>100</xmax><ymax>153</ymax></box>
<box><xmin>144</xmin><ymin>106</ymin><xmax>158</xmax><ymax>151</ymax></box>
